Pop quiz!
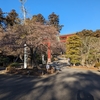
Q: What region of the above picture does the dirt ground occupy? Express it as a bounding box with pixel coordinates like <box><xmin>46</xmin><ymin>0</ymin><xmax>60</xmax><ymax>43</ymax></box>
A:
<box><xmin>0</xmin><ymin>66</ymin><xmax>99</xmax><ymax>77</ymax></box>
<box><xmin>70</xmin><ymin>66</ymin><xmax>98</xmax><ymax>71</ymax></box>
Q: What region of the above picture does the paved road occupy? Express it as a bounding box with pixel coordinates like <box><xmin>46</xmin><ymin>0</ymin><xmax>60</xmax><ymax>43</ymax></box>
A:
<box><xmin>0</xmin><ymin>68</ymin><xmax>100</xmax><ymax>100</ymax></box>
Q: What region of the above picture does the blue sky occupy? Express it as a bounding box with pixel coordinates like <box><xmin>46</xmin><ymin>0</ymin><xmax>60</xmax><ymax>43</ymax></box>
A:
<box><xmin>0</xmin><ymin>0</ymin><xmax>100</xmax><ymax>35</ymax></box>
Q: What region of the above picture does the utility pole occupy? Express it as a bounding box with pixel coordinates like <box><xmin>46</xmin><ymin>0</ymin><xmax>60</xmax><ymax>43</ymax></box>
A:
<box><xmin>19</xmin><ymin>0</ymin><xmax>27</xmax><ymax>69</ymax></box>
<box><xmin>19</xmin><ymin>0</ymin><xmax>27</xmax><ymax>23</ymax></box>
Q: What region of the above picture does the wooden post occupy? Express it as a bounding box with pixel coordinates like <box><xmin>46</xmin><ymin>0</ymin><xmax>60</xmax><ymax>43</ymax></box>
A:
<box><xmin>47</xmin><ymin>41</ymin><xmax>51</xmax><ymax>63</ymax></box>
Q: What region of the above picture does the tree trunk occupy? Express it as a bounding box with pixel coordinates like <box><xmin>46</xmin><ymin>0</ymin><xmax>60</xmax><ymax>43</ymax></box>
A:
<box><xmin>30</xmin><ymin>47</ymin><xmax>34</xmax><ymax>68</ymax></box>
<box><xmin>81</xmin><ymin>55</ymin><xmax>86</xmax><ymax>66</ymax></box>
<box><xmin>19</xmin><ymin>54</ymin><xmax>23</xmax><ymax>62</ymax></box>
<box><xmin>14</xmin><ymin>55</ymin><xmax>19</xmax><ymax>62</ymax></box>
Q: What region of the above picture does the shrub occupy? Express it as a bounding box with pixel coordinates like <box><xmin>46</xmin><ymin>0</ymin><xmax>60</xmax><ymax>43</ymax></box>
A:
<box><xmin>6</xmin><ymin>62</ymin><xmax>20</xmax><ymax>73</ymax></box>
<box><xmin>94</xmin><ymin>62</ymin><xmax>100</xmax><ymax>68</ymax></box>
<box><xmin>6</xmin><ymin>66</ymin><xmax>16</xmax><ymax>73</ymax></box>
<box><xmin>0</xmin><ymin>56</ymin><xmax>10</xmax><ymax>67</ymax></box>
<box><xmin>9</xmin><ymin>62</ymin><xmax>20</xmax><ymax>67</ymax></box>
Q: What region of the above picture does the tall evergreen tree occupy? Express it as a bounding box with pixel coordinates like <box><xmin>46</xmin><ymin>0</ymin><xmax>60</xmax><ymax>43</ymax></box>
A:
<box><xmin>0</xmin><ymin>8</ymin><xmax>6</xmax><ymax>27</ymax></box>
<box><xmin>93</xmin><ymin>30</ymin><xmax>100</xmax><ymax>37</ymax></box>
<box><xmin>6</xmin><ymin>9</ymin><xmax>20</xmax><ymax>26</ymax></box>
<box><xmin>48</xmin><ymin>12</ymin><xmax>63</xmax><ymax>32</ymax></box>
<box><xmin>0</xmin><ymin>8</ymin><xmax>3</xmax><ymax>26</ymax></box>
<box><xmin>31</xmin><ymin>14</ymin><xmax>45</xmax><ymax>24</ymax></box>
<box><xmin>76</xmin><ymin>29</ymin><xmax>93</xmax><ymax>37</ymax></box>
<box><xmin>66</xmin><ymin>35</ymin><xmax>81</xmax><ymax>66</ymax></box>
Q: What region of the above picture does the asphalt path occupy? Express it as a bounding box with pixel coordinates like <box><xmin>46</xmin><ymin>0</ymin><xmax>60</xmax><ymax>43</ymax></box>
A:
<box><xmin>0</xmin><ymin>68</ymin><xmax>100</xmax><ymax>100</ymax></box>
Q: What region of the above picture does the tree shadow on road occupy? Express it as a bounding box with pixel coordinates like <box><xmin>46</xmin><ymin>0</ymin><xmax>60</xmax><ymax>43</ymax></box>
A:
<box><xmin>77</xmin><ymin>90</ymin><xmax>94</xmax><ymax>100</ymax></box>
<box><xmin>61</xmin><ymin>70</ymin><xmax>100</xmax><ymax>100</ymax></box>
<box><xmin>0</xmin><ymin>70</ymin><xmax>100</xmax><ymax>100</ymax></box>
